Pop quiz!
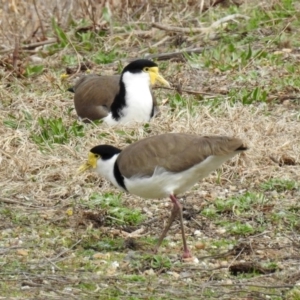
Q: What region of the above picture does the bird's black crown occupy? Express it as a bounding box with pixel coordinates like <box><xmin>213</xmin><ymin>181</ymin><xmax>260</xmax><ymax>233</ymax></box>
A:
<box><xmin>90</xmin><ymin>145</ymin><xmax>122</xmax><ymax>160</ymax></box>
<box><xmin>122</xmin><ymin>59</ymin><xmax>158</xmax><ymax>74</ymax></box>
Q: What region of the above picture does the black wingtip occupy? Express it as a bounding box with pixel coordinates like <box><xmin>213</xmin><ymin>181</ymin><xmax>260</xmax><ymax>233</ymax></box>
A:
<box><xmin>236</xmin><ymin>145</ymin><xmax>248</xmax><ymax>151</ymax></box>
<box><xmin>67</xmin><ymin>87</ymin><xmax>75</xmax><ymax>93</ymax></box>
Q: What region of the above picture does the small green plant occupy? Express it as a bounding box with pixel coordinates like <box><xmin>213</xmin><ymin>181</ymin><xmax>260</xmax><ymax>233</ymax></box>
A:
<box><xmin>31</xmin><ymin>117</ymin><xmax>84</xmax><ymax>146</ymax></box>
<box><xmin>260</xmin><ymin>178</ymin><xmax>298</xmax><ymax>192</ymax></box>
<box><xmin>78</xmin><ymin>282</ymin><xmax>97</xmax><ymax>291</ymax></box>
<box><xmin>285</xmin><ymin>287</ymin><xmax>300</xmax><ymax>300</ymax></box>
<box><xmin>240</xmin><ymin>87</ymin><xmax>268</xmax><ymax>104</ymax></box>
<box><xmin>197</xmin><ymin>44</ymin><xmax>268</xmax><ymax>72</ymax></box>
<box><xmin>151</xmin><ymin>255</ymin><xmax>171</xmax><ymax>269</ymax></box>
<box><xmin>169</xmin><ymin>93</ymin><xmax>185</xmax><ymax>110</ymax></box>
<box><xmin>92</xmin><ymin>50</ymin><xmax>119</xmax><ymax>64</ymax></box>
<box><xmin>201</xmin><ymin>207</ymin><xmax>217</xmax><ymax>218</ymax></box>
<box><xmin>62</xmin><ymin>54</ymin><xmax>78</xmax><ymax>65</ymax></box>
<box><xmin>52</xmin><ymin>18</ymin><xmax>68</xmax><ymax>47</ymax></box>
<box><xmin>94</xmin><ymin>237</ymin><xmax>125</xmax><ymax>251</ymax></box>
<box><xmin>24</xmin><ymin>65</ymin><xmax>44</xmax><ymax>77</ymax></box>
<box><xmin>3</xmin><ymin>111</ymin><xmax>33</xmax><ymax>129</ymax></box>
<box><xmin>271</xmin><ymin>210</ymin><xmax>299</xmax><ymax>230</ymax></box>
<box><xmin>83</xmin><ymin>193</ymin><xmax>144</xmax><ymax>226</ymax></box>
<box><xmin>226</xmin><ymin>221</ymin><xmax>255</xmax><ymax>235</ymax></box>
<box><xmin>213</xmin><ymin>192</ymin><xmax>267</xmax><ymax>215</ymax></box>
<box><xmin>123</xmin><ymin>275</ymin><xmax>146</xmax><ymax>282</ymax></box>
<box><xmin>169</xmin><ymin>93</ymin><xmax>198</xmax><ymax>114</ymax></box>
<box><xmin>211</xmin><ymin>239</ymin><xmax>236</xmax><ymax>249</ymax></box>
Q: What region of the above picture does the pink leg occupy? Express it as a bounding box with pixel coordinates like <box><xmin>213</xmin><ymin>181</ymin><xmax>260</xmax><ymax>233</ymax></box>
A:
<box><xmin>170</xmin><ymin>195</ymin><xmax>192</xmax><ymax>258</ymax></box>
<box><xmin>155</xmin><ymin>194</ymin><xmax>192</xmax><ymax>258</ymax></box>
<box><xmin>154</xmin><ymin>199</ymin><xmax>179</xmax><ymax>252</ymax></box>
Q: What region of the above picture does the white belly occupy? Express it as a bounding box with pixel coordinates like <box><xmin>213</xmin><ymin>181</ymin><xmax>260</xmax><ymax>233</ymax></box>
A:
<box><xmin>124</xmin><ymin>154</ymin><xmax>236</xmax><ymax>198</ymax></box>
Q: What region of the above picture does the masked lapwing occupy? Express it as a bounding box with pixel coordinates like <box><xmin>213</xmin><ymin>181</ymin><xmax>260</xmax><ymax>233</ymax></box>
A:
<box><xmin>79</xmin><ymin>133</ymin><xmax>248</xmax><ymax>258</ymax></box>
<box><xmin>68</xmin><ymin>59</ymin><xmax>170</xmax><ymax>124</ymax></box>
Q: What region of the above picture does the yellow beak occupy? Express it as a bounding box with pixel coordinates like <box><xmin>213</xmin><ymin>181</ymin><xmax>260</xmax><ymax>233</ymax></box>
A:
<box><xmin>78</xmin><ymin>152</ymin><xmax>98</xmax><ymax>173</ymax></box>
<box><xmin>148</xmin><ymin>67</ymin><xmax>170</xmax><ymax>87</ymax></box>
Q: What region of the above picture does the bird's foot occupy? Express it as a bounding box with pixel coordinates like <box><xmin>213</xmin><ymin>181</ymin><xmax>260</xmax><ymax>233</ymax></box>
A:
<box><xmin>182</xmin><ymin>249</ymin><xmax>193</xmax><ymax>259</ymax></box>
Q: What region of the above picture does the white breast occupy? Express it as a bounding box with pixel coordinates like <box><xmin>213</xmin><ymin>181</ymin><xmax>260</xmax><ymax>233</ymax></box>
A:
<box><xmin>103</xmin><ymin>72</ymin><xmax>153</xmax><ymax>125</ymax></box>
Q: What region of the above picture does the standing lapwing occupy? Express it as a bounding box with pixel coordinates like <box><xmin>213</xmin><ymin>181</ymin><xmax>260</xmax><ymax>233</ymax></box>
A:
<box><xmin>79</xmin><ymin>133</ymin><xmax>248</xmax><ymax>258</ymax></box>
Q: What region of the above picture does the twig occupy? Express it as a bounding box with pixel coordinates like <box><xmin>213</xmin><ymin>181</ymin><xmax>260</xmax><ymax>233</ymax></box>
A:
<box><xmin>153</xmin><ymin>85</ymin><xmax>221</xmax><ymax>97</ymax></box>
<box><xmin>64</xmin><ymin>37</ymin><xmax>83</xmax><ymax>79</ymax></box>
<box><xmin>21</xmin><ymin>38</ymin><xmax>57</xmax><ymax>50</ymax></box>
<box><xmin>144</xmin><ymin>47</ymin><xmax>205</xmax><ymax>60</ymax></box>
<box><xmin>141</xmin><ymin>216</ymin><xmax>160</xmax><ymax>226</ymax></box>
<box><xmin>106</xmin><ymin>215</ymin><xmax>125</xmax><ymax>223</ymax></box>
<box><xmin>0</xmin><ymin>246</ymin><xmax>23</xmax><ymax>255</ymax></box>
<box><xmin>50</xmin><ymin>239</ymin><xmax>82</xmax><ymax>262</ymax></box>
<box><xmin>152</xmin><ymin>14</ymin><xmax>249</xmax><ymax>34</ymax></box>
<box><xmin>152</xmin><ymin>22</ymin><xmax>207</xmax><ymax>34</ymax></box>
<box><xmin>208</xmin><ymin>283</ymin><xmax>294</xmax><ymax>289</ymax></box>
<box><xmin>12</xmin><ymin>37</ymin><xmax>19</xmax><ymax>71</ymax></box>
<box><xmin>0</xmin><ymin>197</ymin><xmax>43</xmax><ymax>208</ymax></box>
<box><xmin>42</xmin><ymin>256</ymin><xmax>62</xmax><ymax>271</ymax></box>
<box><xmin>210</xmin><ymin>14</ymin><xmax>250</xmax><ymax>29</ymax></box>
<box><xmin>32</xmin><ymin>0</ymin><xmax>46</xmax><ymax>39</ymax></box>
<box><xmin>0</xmin><ymin>198</ymin><xmax>26</xmax><ymax>205</ymax></box>
<box><xmin>191</xmin><ymin>217</ymin><xmax>203</xmax><ymax>228</ymax></box>
<box><xmin>0</xmin><ymin>39</ymin><xmax>57</xmax><ymax>54</ymax></box>
<box><xmin>117</xmin><ymin>29</ymin><xmax>154</xmax><ymax>38</ymax></box>
<box><xmin>130</xmin><ymin>2</ymin><xmax>147</xmax><ymax>18</ymax></box>
<box><xmin>139</xmin><ymin>35</ymin><xmax>170</xmax><ymax>54</ymax></box>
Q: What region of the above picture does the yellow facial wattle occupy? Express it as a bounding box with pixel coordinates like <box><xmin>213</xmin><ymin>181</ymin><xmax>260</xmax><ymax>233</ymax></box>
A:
<box><xmin>78</xmin><ymin>152</ymin><xmax>98</xmax><ymax>173</ymax></box>
<box><xmin>148</xmin><ymin>67</ymin><xmax>170</xmax><ymax>87</ymax></box>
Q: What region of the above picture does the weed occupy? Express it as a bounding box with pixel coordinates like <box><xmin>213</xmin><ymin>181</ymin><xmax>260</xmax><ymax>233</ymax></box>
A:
<box><xmin>225</xmin><ymin>221</ymin><xmax>256</xmax><ymax>235</ymax></box>
<box><xmin>31</xmin><ymin>117</ymin><xmax>84</xmax><ymax>146</ymax></box>
<box><xmin>260</xmin><ymin>178</ymin><xmax>298</xmax><ymax>192</ymax></box>
<box><xmin>62</xmin><ymin>54</ymin><xmax>78</xmax><ymax>65</ymax></box>
<box><xmin>150</xmin><ymin>254</ymin><xmax>172</xmax><ymax>269</ymax></box>
<box><xmin>212</xmin><ymin>192</ymin><xmax>267</xmax><ymax>215</ymax></box>
<box><xmin>3</xmin><ymin>111</ymin><xmax>33</xmax><ymax>129</ymax></box>
<box><xmin>78</xmin><ymin>282</ymin><xmax>97</xmax><ymax>291</ymax></box>
<box><xmin>271</xmin><ymin>210</ymin><xmax>299</xmax><ymax>230</ymax></box>
<box><xmin>83</xmin><ymin>236</ymin><xmax>124</xmax><ymax>251</ymax></box>
<box><xmin>52</xmin><ymin>18</ymin><xmax>68</xmax><ymax>47</ymax></box>
<box><xmin>210</xmin><ymin>239</ymin><xmax>236</xmax><ymax>249</ymax></box>
<box><xmin>92</xmin><ymin>50</ymin><xmax>119</xmax><ymax>64</ymax></box>
<box><xmin>123</xmin><ymin>275</ymin><xmax>146</xmax><ymax>282</ymax></box>
<box><xmin>195</xmin><ymin>44</ymin><xmax>267</xmax><ymax>72</ymax></box>
<box><xmin>82</xmin><ymin>193</ymin><xmax>144</xmax><ymax>226</ymax></box>
<box><xmin>24</xmin><ymin>65</ymin><xmax>44</xmax><ymax>77</ymax></box>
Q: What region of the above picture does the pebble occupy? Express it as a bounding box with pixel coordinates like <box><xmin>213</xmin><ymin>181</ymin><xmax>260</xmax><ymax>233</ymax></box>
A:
<box><xmin>195</xmin><ymin>242</ymin><xmax>206</xmax><ymax>249</ymax></box>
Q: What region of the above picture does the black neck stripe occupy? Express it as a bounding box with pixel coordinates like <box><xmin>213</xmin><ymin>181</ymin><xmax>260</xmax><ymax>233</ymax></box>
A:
<box><xmin>113</xmin><ymin>161</ymin><xmax>127</xmax><ymax>191</ymax></box>
<box><xmin>150</xmin><ymin>103</ymin><xmax>155</xmax><ymax>118</ymax></box>
<box><xmin>110</xmin><ymin>79</ymin><xmax>126</xmax><ymax>121</ymax></box>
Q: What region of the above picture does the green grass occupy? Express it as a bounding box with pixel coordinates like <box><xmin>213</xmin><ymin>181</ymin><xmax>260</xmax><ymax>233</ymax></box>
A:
<box><xmin>260</xmin><ymin>178</ymin><xmax>298</xmax><ymax>192</ymax></box>
<box><xmin>31</xmin><ymin>117</ymin><xmax>85</xmax><ymax>147</ymax></box>
<box><xmin>1</xmin><ymin>0</ymin><xmax>300</xmax><ymax>299</ymax></box>
<box><xmin>80</xmin><ymin>192</ymin><xmax>145</xmax><ymax>226</ymax></box>
<box><xmin>202</xmin><ymin>192</ymin><xmax>268</xmax><ymax>218</ymax></box>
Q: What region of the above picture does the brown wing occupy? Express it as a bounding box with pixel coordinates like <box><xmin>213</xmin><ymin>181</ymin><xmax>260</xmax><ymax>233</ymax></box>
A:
<box><xmin>117</xmin><ymin>133</ymin><xmax>247</xmax><ymax>178</ymax></box>
<box><xmin>73</xmin><ymin>75</ymin><xmax>120</xmax><ymax>121</ymax></box>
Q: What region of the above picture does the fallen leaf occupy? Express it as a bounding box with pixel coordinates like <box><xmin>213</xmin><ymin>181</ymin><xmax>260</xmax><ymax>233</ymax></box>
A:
<box><xmin>16</xmin><ymin>249</ymin><xmax>28</xmax><ymax>256</ymax></box>
<box><xmin>93</xmin><ymin>252</ymin><xmax>110</xmax><ymax>259</ymax></box>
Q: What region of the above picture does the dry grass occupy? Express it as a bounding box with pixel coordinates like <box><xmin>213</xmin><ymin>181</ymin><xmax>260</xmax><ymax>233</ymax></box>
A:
<box><xmin>1</xmin><ymin>0</ymin><xmax>300</xmax><ymax>299</ymax></box>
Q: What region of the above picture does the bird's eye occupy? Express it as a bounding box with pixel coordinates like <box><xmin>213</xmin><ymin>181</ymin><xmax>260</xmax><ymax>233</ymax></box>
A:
<box><xmin>144</xmin><ymin>67</ymin><xmax>149</xmax><ymax>72</ymax></box>
<box><xmin>94</xmin><ymin>154</ymin><xmax>99</xmax><ymax>158</ymax></box>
